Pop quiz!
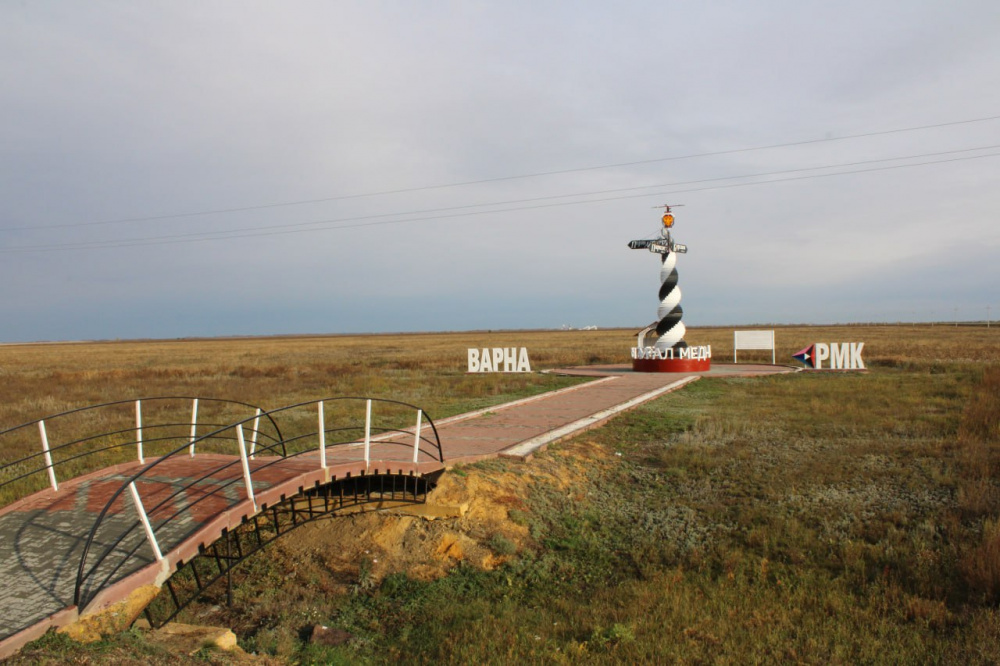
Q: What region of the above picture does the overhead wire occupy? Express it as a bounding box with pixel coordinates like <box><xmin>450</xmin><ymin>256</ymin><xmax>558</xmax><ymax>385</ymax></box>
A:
<box><xmin>4</xmin><ymin>147</ymin><xmax>998</xmax><ymax>254</ymax></box>
<box><xmin>3</xmin><ymin>113</ymin><xmax>1000</xmax><ymax>233</ymax></box>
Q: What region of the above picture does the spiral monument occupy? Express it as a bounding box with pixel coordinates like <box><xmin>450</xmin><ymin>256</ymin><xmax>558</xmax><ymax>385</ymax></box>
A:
<box><xmin>628</xmin><ymin>206</ymin><xmax>712</xmax><ymax>372</ymax></box>
<box><xmin>654</xmin><ymin>247</ymin><xmax>685</xmax><ymax>349</ymax></box>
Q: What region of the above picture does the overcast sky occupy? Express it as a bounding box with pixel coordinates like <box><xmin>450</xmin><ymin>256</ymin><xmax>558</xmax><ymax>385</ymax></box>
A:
<box><xmin>2</xmin><ymin>1</ymin><xmax>998</xmax><ymax>342</ymax></box>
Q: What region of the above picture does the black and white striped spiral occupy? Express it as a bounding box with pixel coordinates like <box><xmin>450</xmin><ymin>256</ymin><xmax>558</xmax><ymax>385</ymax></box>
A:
<box><xmin>654</xmin><ymin>250</ymin><xmax>687</xmax><ymax>350</ymax></box>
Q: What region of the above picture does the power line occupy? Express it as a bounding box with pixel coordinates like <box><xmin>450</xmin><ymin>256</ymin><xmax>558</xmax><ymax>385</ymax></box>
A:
<box><xmin>9</xmin><ymin>150</ymin><xmax>1000</xmax><ymax>251</ymax></box>
<box><xmin>11</xmin><ymin>142</ymin><xmax>998</xmax><ymax>248</ymax></box>
<box><xmin>3</xmin><ymin>113</ymin><xmax>1000</xmax><ymax>233</ymax></box>
<box><xmin>4</xmin><ymin>149</ymin><xmax>998</xmax><ymax>254</ymax></box>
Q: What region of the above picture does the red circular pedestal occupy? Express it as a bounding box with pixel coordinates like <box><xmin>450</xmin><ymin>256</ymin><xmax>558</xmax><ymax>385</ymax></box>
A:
<box><xmin>632</xmin><ymin>358</ymin><xmax>712</xmax><ymax>373</ymax></box>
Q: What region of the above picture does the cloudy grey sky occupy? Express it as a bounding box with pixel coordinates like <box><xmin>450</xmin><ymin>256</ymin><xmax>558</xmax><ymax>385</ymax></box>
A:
<box><xmin>2</xmin><ymin>1</ymin><xmax>998</xmax><ymax>342</ymax></box>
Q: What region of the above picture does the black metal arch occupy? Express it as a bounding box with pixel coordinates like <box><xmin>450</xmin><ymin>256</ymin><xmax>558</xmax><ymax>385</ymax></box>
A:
<box><xmin>139</xmin><ymin>472</ymin><xmax>436</xmax><ymax>629</ymax></box>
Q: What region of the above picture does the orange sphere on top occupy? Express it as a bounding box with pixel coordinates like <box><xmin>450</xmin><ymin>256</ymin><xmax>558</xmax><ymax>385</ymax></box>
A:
<box><xmin>662</xmin><ymin>213</ymin><xmax>674</xmax><ymax>228</ymax></box>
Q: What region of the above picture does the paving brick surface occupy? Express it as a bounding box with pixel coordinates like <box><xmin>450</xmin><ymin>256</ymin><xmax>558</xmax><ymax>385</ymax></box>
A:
<box><xmin>0</xmin><ymin>363</ymin><xmax>791</xmax><ymax>654</ymax></box>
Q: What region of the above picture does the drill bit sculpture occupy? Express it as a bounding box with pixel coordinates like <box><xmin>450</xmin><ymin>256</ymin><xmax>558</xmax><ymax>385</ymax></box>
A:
<box><xmin>628</xmin><ymin>206</ymin><xmax>711</xmax><ymax>372</ymax></box>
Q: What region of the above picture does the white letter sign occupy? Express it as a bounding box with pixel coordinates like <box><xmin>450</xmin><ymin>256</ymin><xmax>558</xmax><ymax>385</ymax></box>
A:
<box><xmin>466</xmin><ymin>347</ymin><xmax>532</xmax><ymax>373</ymax></box>
<box><xmin>793</xmin><ymin>342</ymin><xmax>865</xmax><ymax>370</ymax></box>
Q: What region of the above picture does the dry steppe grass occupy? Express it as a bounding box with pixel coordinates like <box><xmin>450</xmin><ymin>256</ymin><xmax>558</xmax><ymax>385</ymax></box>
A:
<box><xmin>2</xmin><ymin>323</ymin><xmax>994</xmax><ymax>424</ymax></box>
<box><xmin>148</xmin><ymin>322</ymin><xmax>996</xmax><ymax>665</ymax></box>
<box><xmin>0</xmin><ymin>324</ymin><xmax>995</xmax><ymax>504</ymax></box>
<box><xmin>3</xmin><ymin>324</ymin><xmax>999</xmax><ymax>664</ymax></box>
<box><xmin>0</xmin><ymin>330</ymin><xmax>608</xmax><ymax>501</ymax></box>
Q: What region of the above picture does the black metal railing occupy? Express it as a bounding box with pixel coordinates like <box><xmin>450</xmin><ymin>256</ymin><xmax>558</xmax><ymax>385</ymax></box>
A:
<box><xmin>140</xmin><ymin>473</ymin><xmax>433</xmax><ymax>628</ymax></box>
<box><xmin>73</xmin><ymin>397</ymin><xmax>442</xmax><ymax>610</ymax></box>
<box><xmin>0</xmin><ymin>397</ymin><xmax>280</xmax><ymax>508</ymax></box>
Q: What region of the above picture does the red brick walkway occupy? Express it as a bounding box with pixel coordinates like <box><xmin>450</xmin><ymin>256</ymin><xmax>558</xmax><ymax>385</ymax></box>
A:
<box><xmin>434</xmin><ymin>363</ymin><xmax>796</xmax><ymax>461</ymax></box>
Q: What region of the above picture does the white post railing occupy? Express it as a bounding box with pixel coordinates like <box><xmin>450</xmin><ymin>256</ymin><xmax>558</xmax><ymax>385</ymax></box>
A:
<box><xmin>135</xmin><ymin>400</ymin><xmax>144</xmax><ymax>464</ymax></box>
<box><xmin>128</xmin><ymin>481</ymin><xmax>163</xmax><ymax>561</ymax></box>
<box><xmin>318</xmin><ymin>401</ymin><xmax>327</xmax><ymax>469</ymax></box>
<box><xmin>412</xmin><ymin>409</ymin><xmax>423</xmax><ymax>464</ymax></box>
<box><xmin>235</xmin><ymin>425</ymin><xmax>256</xmax><ymax>512</ymax></box>
<box><xmin>38</xmin><ymin>420</ymin><xmax>58</xmax><ymax>492</ymax></box>
<box><xmin>249</xmin><ymin>408</ymin><xmax>261</xmax><ymax>459</ymax></box>
<box><xmin>188</xmin><ymin>398</ymin><xmax>199</xmax><ymax>457</ymax></box>
<box><xmin>364</xmin><ymin>399</ymin><xmax>372</xmax><ymax>469</ymax></box>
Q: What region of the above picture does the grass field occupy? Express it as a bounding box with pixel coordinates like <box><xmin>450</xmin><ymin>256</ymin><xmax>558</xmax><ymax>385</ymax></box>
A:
<box><xmin>3</xmin><ymin>324</ymin><xmax>999</xmax><ymax>663</ymax></box>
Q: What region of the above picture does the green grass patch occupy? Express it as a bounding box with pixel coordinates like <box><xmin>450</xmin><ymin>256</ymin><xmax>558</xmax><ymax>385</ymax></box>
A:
<box><xmin>266</xmin><ymin>365</ymin><xmax>1000</xmax><ymax>663</ymax></box>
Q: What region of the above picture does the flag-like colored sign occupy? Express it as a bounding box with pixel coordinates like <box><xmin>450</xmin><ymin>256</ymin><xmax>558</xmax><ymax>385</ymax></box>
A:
<box><xmin>793</xmin><ymin>344</ymin><xmax>816</xmax><ymax>368</ymax></box>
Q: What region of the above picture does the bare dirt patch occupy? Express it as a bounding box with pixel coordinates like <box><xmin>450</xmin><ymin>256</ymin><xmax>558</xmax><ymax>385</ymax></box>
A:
<box><xmin>263</xmin><ymin>442</ymin><xmax>611</xmax><ymax>594</ymax></box>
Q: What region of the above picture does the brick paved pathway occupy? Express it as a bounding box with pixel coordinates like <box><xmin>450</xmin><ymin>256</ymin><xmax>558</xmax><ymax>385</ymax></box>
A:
<box><xmin>0</xmin><ymin>363</ymin><xmax>792</xmax><ymax>657</ymax></box>
<box><xmin>433</xmin><ymin>363</ymin><xmax>795</xmax><ymax>461</ymax></box>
